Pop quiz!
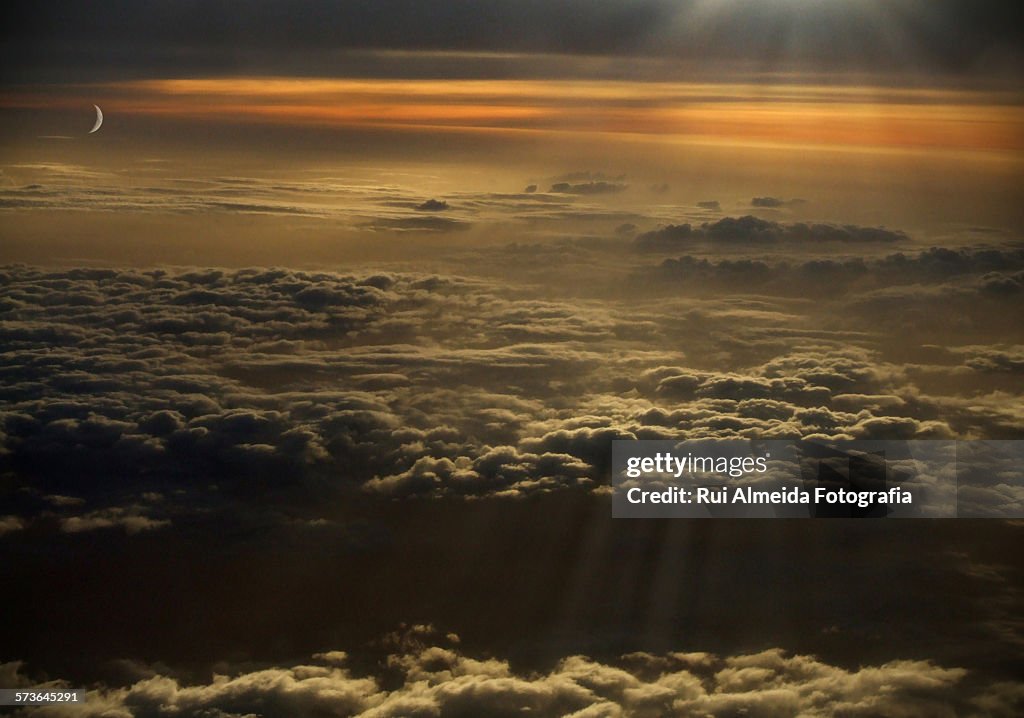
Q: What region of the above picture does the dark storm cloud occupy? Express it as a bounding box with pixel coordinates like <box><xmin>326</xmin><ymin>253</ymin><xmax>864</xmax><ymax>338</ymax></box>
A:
<box><xmin>8</xmin><ymin>625</ymin><xmax>1022</xmax><ymax>717</ymax></box>
<box><xmin>3</xmin><ymin>1</ymin><xmax>1022</xmax><ymax>82</ymax></box>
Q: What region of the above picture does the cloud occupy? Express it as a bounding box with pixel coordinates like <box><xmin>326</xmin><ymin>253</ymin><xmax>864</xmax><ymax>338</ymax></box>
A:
<box><xmin>953</xmin><ymin>345</ymin><xmax>1024</xmax><ymax>374</ymax></box>
<box><xmin>549</xmin><ymin>182</ymin><xmax>628</xmax><ymax>195</ymax></box>
<box><xmin>845</xmin><ymin>269</ymin><xmax>1024</xmax><ymax>338</ymax></box>
<box><xmin>362</xmin><ymin>216</ymin><xmax>471</xmax><ymax>232</ymax></box>
<box><xmin>60</xmin><ymin>506</ymin><xmax>171</xmax><ymax>535</ymax></box>
<box><xmin>0</xmin><ymin>170</ymin><xmax>486</xmax><ymax>232</ymax></box>
<box><xmin>0</xmin><ymin>266</ymin><xmax>638</xmax><ymax>513</ymax></box>
<box><xmin>0</xmin><ymin>254</ymin><xmax>1020</xmax><ymax>524</ymax></box>
<box><xmin>635</xmin><ymin>216</ymin><xmax>908</xmax><ymax>248</ymax></box>
<box><xmin>9</xmin><ymin>626</ymin><xmax>1021</xmax><ymax>718</ymax></box>
<box><xmin>750</xmin><ymin>196</ymin><xmax>806</xmax><ymax>209</ymax></box>
<box><xmin>0</xmin><ymin>515</ymin><xmax>25</xmax><ymax>535</ymax></box>
<box><xmin>648</xmin><ymin>247</ymin><xmax>1024</xmax><ymax>302</ymax></box>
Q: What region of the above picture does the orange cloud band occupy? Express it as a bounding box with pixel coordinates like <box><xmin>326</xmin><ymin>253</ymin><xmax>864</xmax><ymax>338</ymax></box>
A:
<box><xmin>4</xmin><ymin>77</ymin><xmax>1023</xmax><ymax>153</ymax></box>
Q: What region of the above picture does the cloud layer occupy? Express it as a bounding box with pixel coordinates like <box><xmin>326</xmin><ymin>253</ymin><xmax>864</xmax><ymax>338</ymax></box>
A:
<box><xmin>0</xmin><ymin>248</ymin><xmax>1021</xmax><ymax>531</ymax></box>
<box><xmin>8</xmin><ymin>625</ymin><xmax>1023</xmax><ymax>717</ymax></box>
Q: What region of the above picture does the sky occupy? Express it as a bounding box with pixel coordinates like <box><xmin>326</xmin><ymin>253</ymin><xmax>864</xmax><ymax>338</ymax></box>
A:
<box><xmin>3</xmin><ymin>1</ymin><xmax>1023</xmax><ymax>79</ymax></box>
<box><xmin>2</xmin><ymin>2</ymin><xmax>1024</xmax><ymax>717</ymax></box>
<box><xmin>2</xmin><ymin>1</ymin><xmax>1023</xmax><ymax>266</ymax></box>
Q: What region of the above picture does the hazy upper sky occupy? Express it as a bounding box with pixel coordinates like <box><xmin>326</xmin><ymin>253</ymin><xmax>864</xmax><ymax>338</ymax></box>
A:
<box><xmin>3</xmin><ymin>0</ymin><xmax>1023</xmax><ymax>82</ymax></box>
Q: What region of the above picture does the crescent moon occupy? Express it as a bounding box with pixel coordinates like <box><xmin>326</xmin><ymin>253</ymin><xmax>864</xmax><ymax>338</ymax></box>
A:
<box><xmin>88</xmin><ymin>105</ymin><xmax>103</xmax><ymax>134</ymax></box>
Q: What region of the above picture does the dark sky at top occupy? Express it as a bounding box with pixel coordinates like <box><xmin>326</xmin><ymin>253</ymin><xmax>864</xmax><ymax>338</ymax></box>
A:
<box><xmin>2</xmin><ymin>0</ymin><xmax>1023</xmax><ymax>83</ymax></box>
